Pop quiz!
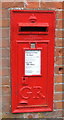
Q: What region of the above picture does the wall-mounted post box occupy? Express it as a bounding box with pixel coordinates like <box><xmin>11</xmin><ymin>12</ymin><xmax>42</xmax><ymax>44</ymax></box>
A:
<box><xmin>10</xmin><ymin>10</ymin><xmax>55</xmax><ymax>113</ymax></box>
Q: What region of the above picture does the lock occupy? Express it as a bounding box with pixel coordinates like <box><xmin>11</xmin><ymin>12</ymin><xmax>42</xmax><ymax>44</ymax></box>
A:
<box><xmin>11</xmin><ymin>10</ymin><xmax>55</xmax><ymax>113</ymax></box>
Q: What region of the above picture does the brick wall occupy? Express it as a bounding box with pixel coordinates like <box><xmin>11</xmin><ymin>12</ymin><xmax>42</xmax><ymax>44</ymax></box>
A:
<box><xmin>1</xmin><ymin>1</ymin><xmax>64</xmax><ymax>119</ymax></box>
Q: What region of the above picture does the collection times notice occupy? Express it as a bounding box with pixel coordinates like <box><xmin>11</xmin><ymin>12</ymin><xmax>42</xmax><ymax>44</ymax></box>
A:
<box><xmin>25</xmin><ymin>50</ymin><xmax>41</xmax><ymax>76</ymax></box>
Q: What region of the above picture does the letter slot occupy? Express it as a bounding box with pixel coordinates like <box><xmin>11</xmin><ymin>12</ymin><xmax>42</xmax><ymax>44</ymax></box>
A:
<box><xmin>18</xmin><ymin>23</ymin><xmax>49</xmax><ymax>34</ymax></box>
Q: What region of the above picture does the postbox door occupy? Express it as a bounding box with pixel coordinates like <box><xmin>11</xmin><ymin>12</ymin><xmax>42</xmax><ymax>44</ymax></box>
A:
<box><xmin>11</xmin><ymin>10</ymin><xmax>55</xmax><ymax>113</ymax></box>
<box><xmin>13</xmin><ymin>41</ymin><xmax>50</xmax><ymax>112</ymax></box>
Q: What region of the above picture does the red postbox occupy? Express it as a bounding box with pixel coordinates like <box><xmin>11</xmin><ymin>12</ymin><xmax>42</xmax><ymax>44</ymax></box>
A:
<box><xmin>10</xmin><ymin>10</ymin><xmax>55</xmax><ymax>113</ymax></box>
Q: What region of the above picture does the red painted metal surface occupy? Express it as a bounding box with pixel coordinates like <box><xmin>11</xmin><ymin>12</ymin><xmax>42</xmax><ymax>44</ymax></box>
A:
<box><xmin>10</xmin><ymin>10</ymin><xmax>56</xmax><ymax>113</ymax></box>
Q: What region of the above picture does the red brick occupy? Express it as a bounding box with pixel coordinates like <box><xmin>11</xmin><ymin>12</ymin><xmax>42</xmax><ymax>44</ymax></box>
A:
<box><xmin>54</xmin><ymin>93</ymin><xmax>63</xmax><ymax>101</ymax></box>
<box><xmin>2</xmin><ymin>95</ymin><xmax>11</xmax><ymax>104</ymax></box>
<box><xmin>0</xmin><ymin>69</ymin><xmax>2</xmax><ymax>77</ymax></box>
<box><xmin>2</xmin><ymin>28</ymin><xmax>9</xmax><ymax>38</ymax></box>
<box><xmin>1</xmin><ymin>19</ymin><xmax>10</xmax><ymax>27</ymax></box>
<box><xmin>55</xmin><ymin>48</ymin><xmax>64</xmax><ymax>56</ymax></box>
<box><xmin>2</xmin><ymin>77</ymin><xmax>10</xmax><ymax>85</ymax></box>
<box><xmin>55</xmin><ymin>39</ymin><xmax>63</xmax><ymax>47</ymax></box>
<box><xmin>2</xmin><ymin>49</ymin><xmax>10</xmax><ymax>57</ymax></box>
<box><xmin>55</xmin><ymin>66</ymin><xmax>64</xmax><ymax>74</ymax></box>
<box><xmin>56</xmin><ymin>20</ymin><xmax>64</xmax><ymax>29</ymax></box>
<box><xmin>0</xmin><ymin>19</ymin><xmax>2</xmax><ymax>27</ymax></box>
<box><xmin>54</xmin><ymin>75</ymin><xmax>63</xmax><ymax>83</ymax></box>
<box><xmin>2</xmin><ymin>103</ymin><xmax>11</xmax><ymax>113</ymax></box>
<box><xmin>62</xmin><ymin>11</ymin><xmax>64</xmax><ymax>19</ymax></box>
<box><xmin>56</xmin><ymin>11</ymin><xmax>64</xmax><ymax>19</ymax></box>
<box><xmin>0</xmin><ymin>2</ymin><xmax>2</xmax><ymax>8</ymax></box>
<box><xmin>15</xmin><ymin>0</ymin><xmax>23</xmax><ymax>1</ymax></box>
<box><xmin>26</xmin><ymin>2</ymin><xmax>39</xmax><ymax>8</ymax></box>
<box><xmin>2</xmin><ymin>68</ymin><xmax>10</xmax><ymax>76</ymax></box>
<box><xmin>2</xmin><ymin>85</ymin><xmax>10</xmax><ymax>95</ymax></box>
<box><xmin>2</xmin><ymin>58</ymin><xmax>10</xmax><ymax>67</ymax></box>
<box><xmin>0</xmin><ymin>8</ymin><xmax>2</xmax><ymax>18</ymax></box>
<box><xmin>0</xmin><ymin>58</ymin><xmax>2</xmax><ymax>66</ymax></box>
<box><xmin>55</xmin><ymin>84</ymin><xmax>64</xmax><ymax>92</ymax></box>
<box><xmin>2</xmin><ymin>2</ymin><xmax>24</xmax><ymax>8</ymax></box>
<box><xmin>0</xmin><ymin>39</ymin><xmax>2</xmax><ymax>48</ymax></box>
<box><xmin>0</xmin><ymin>28</ymin><xmax>2</xmax><ymax>38</ymax></box>
<box><xmin>0</xmin><ymin>49</ymin><xmax>2</xmax><ymax>58</ymax></box>
<box><xmin>55</xmin><ymin>57</ymin><xmax>63</xmax><ymax>65</ymax></box>
<box><xmin>2</xmin><ymin>39</ymin><xmax>10</xmax><ymax>48</ymax></box>
<box><xmin>41</xmin><ymin>2</ymin><xmax>62</xmax><ymax>9</ymax></box>
<box><xmin>54</xmin><ymin>101</ymin><xmax>64</xmax><ymax>109</ymax></box>
<box><xmin>62</xmin><ymin>1</ymin><xmax>64</xmax><ymax>9</ymax></box>
<box><xmin>0</xmin><ymin>59</ymin><xmax>2</xmax><ymax>67</ymax></box>
<box><xmin>2</xmin><ymin>9</ymin><xmax>10</xmax><ymax>18</ymax></box>
<box><xmin>1</xmin><ymin>0</ymin><xmax>14</xmax><ymax>2</ymax></box>
<box><xmin>55</xmin><ymin>30</ymin><xmax>64</xmax><ymax>38</ymax></box>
